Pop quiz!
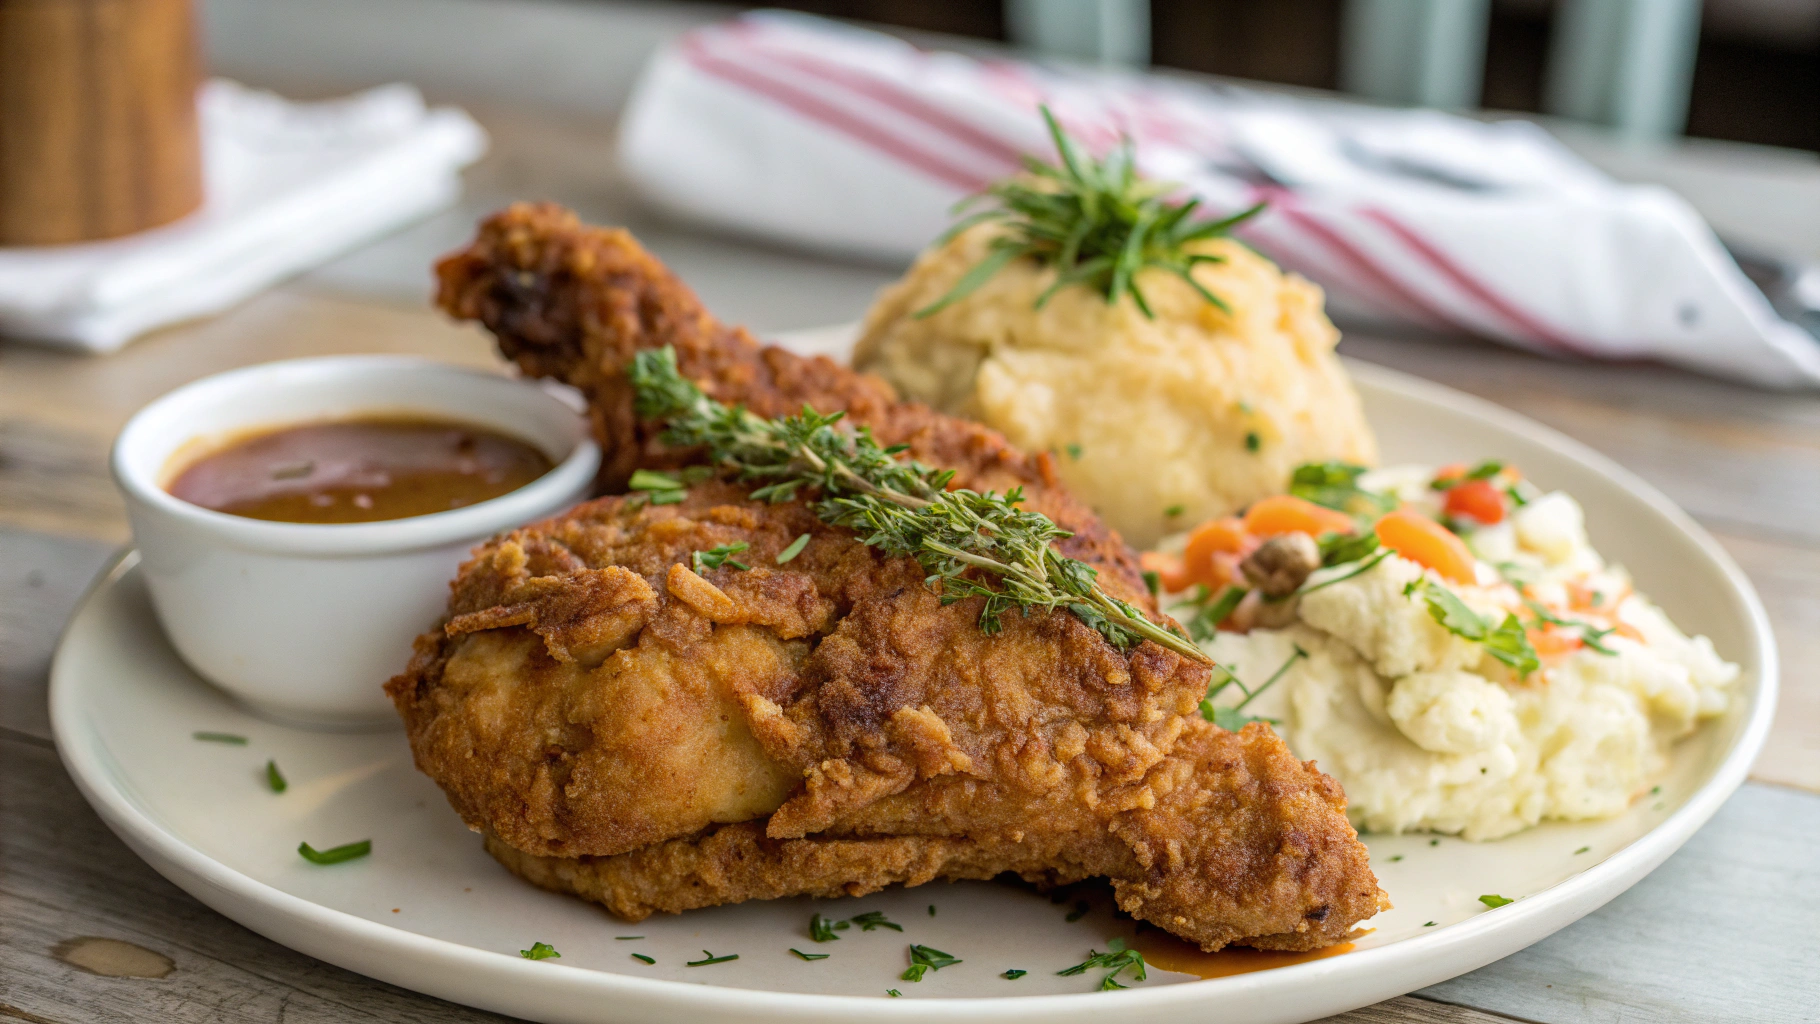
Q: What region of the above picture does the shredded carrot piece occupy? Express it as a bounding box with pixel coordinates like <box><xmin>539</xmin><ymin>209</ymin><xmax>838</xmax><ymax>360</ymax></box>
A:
<box><xmin>1242</xmin><ymin>495</ymin><xmax>1355</xmax><ymax>538</ymax></box>
<box><xmin>1375</xmin><ymin>509</ymin><xmax>1476</xmax><ymax>584</ymax></box>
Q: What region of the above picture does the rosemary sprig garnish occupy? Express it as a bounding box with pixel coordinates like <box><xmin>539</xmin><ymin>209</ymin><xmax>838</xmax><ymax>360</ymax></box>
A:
<box><xmin>914</xmin><ymin>107</ymin><xmax>1264</xmax><ymax>319</ymax></box>
<box><xmin>629</xmin><ymin>348</ymin><xmax>1210</xmax><ymax>664</ymax></box>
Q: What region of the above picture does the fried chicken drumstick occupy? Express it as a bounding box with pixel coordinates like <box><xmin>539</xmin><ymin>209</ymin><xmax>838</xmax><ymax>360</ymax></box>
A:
<box><xmin>391</xmin><ymin>203</ymin><xmax>1385</xmax><ymax>952</ymax></box>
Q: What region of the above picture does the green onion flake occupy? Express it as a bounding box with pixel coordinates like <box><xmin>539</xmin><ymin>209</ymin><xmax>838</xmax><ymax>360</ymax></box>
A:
<box><xmin>775</xmin><ymin>533</ymin><xmax>811</xmax><ymax>564</ymax></box>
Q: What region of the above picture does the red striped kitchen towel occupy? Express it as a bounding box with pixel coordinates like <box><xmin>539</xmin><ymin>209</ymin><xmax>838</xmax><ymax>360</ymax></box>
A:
<box><xmin>619</xmin><ymin>11</ymin><xmax>1820</xmax><ymax>388</ymax></box>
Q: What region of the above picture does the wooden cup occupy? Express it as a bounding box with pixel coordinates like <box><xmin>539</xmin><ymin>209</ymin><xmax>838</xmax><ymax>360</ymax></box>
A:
<box><xmin>0</xmin><ymin>0</ymin><xmax>204</xmax><ymax>246</ymax></box>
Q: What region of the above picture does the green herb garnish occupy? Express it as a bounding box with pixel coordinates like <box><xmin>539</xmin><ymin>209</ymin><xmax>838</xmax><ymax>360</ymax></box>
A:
<box><xmin>1431</xmin><ymin>460</ymin><xmax>1504</xmax><ymax>490</ymax></box>
<box><xmin>648</xmin><ymin>489</ymin><xmax>686</xmax><ymax>505</ymax></box>
<box><xmin>1413</xmin><ymin>581</ymin><xmax>1539</xmax><ymax>676</ymax></box>
<box><xmin>1057</xmin><ymin>937</ymin><xmax>1146</xmax><ymax>990</ymax></box>
<box><xmin>809</xmin><ymin>912</ymin><xmax>845</xmax><ymax>942</ymax></box>
<box><xmin>692</xmin><ymin>542</ymin><xmax>751</xmax><ymax>572</ymax></box>
<box><xmin>1164</xmin><ymin>504</ymin><xmax>1185</xmax><ymax>517</ymax></box>
<box><xmin>1201</xmin><ymin>643</ymin><xmax>1305</xmax><ymax>729</ymax></box>
<box><xmin>687</xmin><ymin>950</ymin><xmax>739</xmax><ymax>966</ymax></box>
<box><xmin>1388</xmin><ymin>855</ymin><xmax>1403</xmax><ymax>862</ymax></box>
<box><xmin>1066</xmin><ymin>901</ymin><xmax>1090</xmax><ymax>922</ymax></box>
<box><xmin>849</xmin><ymin>911</ymin><xmax>902</xmax><ymax>933</ymax></box>
<box><xmin>901</xmin><ymin>944</ymin><xmax>962</xmax><ymax>981</ymax></box>
<box><xmin>914</xmin><ymin>107</ymin><xmax>1262</xmax><ymax>319</ymax></box>
<box><xmin>1431</xmin><ymin>838</ymin><xmax>1441</xmax><ymax>846</ymax></box>
<box><xmin>886</xmin><ymin>989</ymin><xmax>901</xmax><ymax>997</ymax></box>
<box><xmin>1183</xmin><ymin>584</ymin><xmax>1247</xmax><ymax>643</ymax></box>
<box><xmin>928</xmin><ymin>905</ymin><xmax>936</xmax><ymax>917</ymax></box>
<box><xmin>1423</xmin><ymin>921</ymin><xmax>1436</xmax><ymax>927</ymax></box>
<box><xmin>1574</xmin><ymin>846</ymin><xmax>1591</xmax><ymax>855</ymax></box>
<box><xmin>265</xmin><ymin>760</ymin><xmax>287</xmax><ymax>793</ymax></box>
<box><xmin>630</xmin><ymin>347</ymin><xmax>1209</xmax><ymax>664</ymax></box>
<box><xmin>1478</xmin><ymin>894</ymin><xmax>1513</xmax><ymax>909</ymax></box>
<box><xmin>1288</xmin><ymin>462</ymin><xmax>1396</xmax><ymax>519</ymax></box>
<box><xmin>519</xmin><ymin>942</ymin><xmax>560</xmax><ymax>960</ymax></box>
<box><xmin>1065</xmin><ymin>443</ymin><xmax>1083</xmax><ymax>460</ymax></box>
<box><xmin>1142</xmin><ymin>570</ymin><xmax>1161</xmax><ymax>597</ymax></box>
<box><xmin>1003</xmin><ymin>969</ymin><xmax>1027</xmax><ymax>979</ymax></box>
<box><xmin>1318</xmin><ymin>531</ymin><xmax>1382</xmax><ymax>568</ymax></box>
<box><xmin>775</xmin><ymin>533</ymin><xmax>811</xmax><ymax>564</ymax></box>
<box><xmin>791</xmin><ymin>948</ymin><xmax>829</xmax><ymax>961</ymax></box>
<box><xmin>1245</xmin><ymin>431</ymin><xmax>1261</xmax><ymax>452</ymax></box>
<box><xmin>192</xmin><ymin>731</ymin><xmax>248</xmax><ymax>745</ymax></box>
<box><xmin>297</xmin><ymin>840</ymin><xmax>371</xmax><ymax>865</ymax></box>
<box><xmin>616</xmin><ymin>935</ymin><xmax>645</xmax><ymax>940</ymax></box>
<box><xmin>632</xmin><ymin>953</ymin><xmax>655</xmax><ymax>964</ymax></box>
<box><xmin>629</xmin><ymin>469</ymin><xmax>684</xmax><ymax>492</ymax></box>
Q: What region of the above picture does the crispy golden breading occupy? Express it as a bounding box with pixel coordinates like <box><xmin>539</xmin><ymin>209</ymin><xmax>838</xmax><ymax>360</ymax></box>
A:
<box><xmin>400</xmin><ymin>205</ymin><xmax>1386</xmax><ymax>951</ymax></box>
<box><xmin>432</xmin><ymin>201</ymin><xmax>1150</xmax><ymax>600</ymax></box>
<box><xmin>388</xmin><ymin>485</ymin><xmax>1385</xmax><ymax>951</ymax></box>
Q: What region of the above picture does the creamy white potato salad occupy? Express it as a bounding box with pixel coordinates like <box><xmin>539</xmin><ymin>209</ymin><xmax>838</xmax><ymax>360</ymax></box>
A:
<box><xmin>1148</xmin><ymin>461</ymin><xmax>1739</xmax><ymax>840</ymax></box>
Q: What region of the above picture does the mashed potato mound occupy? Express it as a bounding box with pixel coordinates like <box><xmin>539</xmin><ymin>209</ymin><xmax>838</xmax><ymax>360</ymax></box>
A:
<box><xmin>1199</xmin><ymin>473</ymin><xmax>1740</xmax><ymax>840</ymax></box>
<box><xmin>854</xmin><ymin>225</ymin><xmax>1377</xmax><ymax>548</ymax></box>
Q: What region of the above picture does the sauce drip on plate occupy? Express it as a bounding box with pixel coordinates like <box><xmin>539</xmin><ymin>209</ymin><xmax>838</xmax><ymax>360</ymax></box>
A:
<box><xmin>167</xmin><ymin>417</ymin><xmax>553</xmax><ymax>524</ymax></box>
<box><xmin>1130</xmin><ymin>927</ymin><xmax>1358</xmax><ymax>979</ymax></box>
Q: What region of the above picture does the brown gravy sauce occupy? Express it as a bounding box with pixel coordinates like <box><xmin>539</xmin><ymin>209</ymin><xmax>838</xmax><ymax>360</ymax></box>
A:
<box><xmin>167</xmin><ymin>416</ymin><xmax>553</xmax><ymax>524</ymax></box>
<box><xmin>1131</xmin><ymin>927</ymin><xmax>1359</xmax><ymax>979</ymax></box>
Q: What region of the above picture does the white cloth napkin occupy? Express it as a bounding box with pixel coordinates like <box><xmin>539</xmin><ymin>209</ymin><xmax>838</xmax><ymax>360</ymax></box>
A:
<box><xmin>618</xmin><ymin>12</ymin><xmax>1820</xmax><ymax>389</ymax></box>
<box><xmin>0</xmin><ymin>81</ymin><xmax>487</xmax><ymax>353</ymax></box>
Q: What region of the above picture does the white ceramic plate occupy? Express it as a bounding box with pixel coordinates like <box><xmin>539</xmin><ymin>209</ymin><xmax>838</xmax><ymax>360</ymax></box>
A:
<box><xmin>52</xmin><ymin>346</ymin><xmax>1776</xmax><ymax>1024</ymax></box>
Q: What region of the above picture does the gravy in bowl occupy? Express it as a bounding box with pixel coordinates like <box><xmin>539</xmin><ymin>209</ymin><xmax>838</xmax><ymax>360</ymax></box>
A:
<box><xmin>167</xmin><ymin>416</ymin><xmax>554</xmax><ymax>524</ymax></box>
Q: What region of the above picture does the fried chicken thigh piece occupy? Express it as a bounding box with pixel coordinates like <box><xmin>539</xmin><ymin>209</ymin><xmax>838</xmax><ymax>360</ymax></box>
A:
<box><xmin>387</xmin><ymin>485</ymin><xmax>1386</xmax><ymax>951</ymax></box>
<box><xmin>433</xmin><ymin>201</ymin><xmax>1149</xmax><ymax>599</ymax></box>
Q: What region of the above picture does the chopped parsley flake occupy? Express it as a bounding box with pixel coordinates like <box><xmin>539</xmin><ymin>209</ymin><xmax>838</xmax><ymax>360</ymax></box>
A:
<box><xmin>631</xmin><ymin>953</ymin><xmax>655</xmax><ymax>964</ymax></box>
<box><xmin>693</xmin><ymin>542</ymin><xmax>751</xmax><ymax>572</ymax></box>
<box><xmin>520</xmin><ymin>942</ymin><xmax>560</xmax><ymax>960</ymax></box>
<box><xmin>1388</xmin><ymin>855</ymin><xmax>1403</xmax><ymax>863</ymax></box>
<box><xmin>1430</xmin><ymin>838</ymin><xmax>1441</xmax><ymax>846</ymax></box>
<box><xmin>902</xmin><ymin>944</ymin><xmax>962</xmax><ymax>981</ymax></box>
<box><xmin>809</xmin><ymin>913</ymin><xmax>843</xmax><ymax>942</ymax></box>
<box><xmin>790</xmin><ymin>948</ymin><xmax>829</xmax><ymax>961</ymax></box>
<box><xmin>1289</xmin><ymin>462</ymin><xmax>1396</xmax><ymax>518</ymax></box>
<box><xmin>297</xmin><ymin>840</ymin><xmax>370</xmax><ymax>865</ymax></box>
<box><xmin>1431</xmin><ymin>460</ymin><xmax>1504</xmax><ymax>490</ymax></box>
<box><xmin>1245</xmin><ymin>431</ymin><xmax>1261</xmax><ymax>452</ymax></box>
<box><xmin>1058</xmin><ymin>937</ymin><xmax>1146</xmax><ymax>990</ymax></box>
<box><xmin>615</xmin><ymin>935</ymin><xmax>644</xmax><ymax>940</ymax></box>
<box><xmin>1003</xmin><ymin>969</ymin><xmax>1027</xmax><ymax>980</ymax></box>
<box><xmin>1574</xmin><ymin>846</ymin><xmax>1591</xmax><ymax>855</ymax></box>
<box><xmin>265</xmin><ymin>760</ymin><xmax>287</xmax><ymax>793</ymax></box>
<box><xmin>1065</xmin><ymin>443</ymin><xmax>1083</xmax><ymax>460</ymax></box>
<box><xmin>1478</xmin><ymin>894</ymin><xmax>1513</xmax><ymax>909</ymax></box>
<box><xmin>928</xmin><ymin>905</ymin><xmax>936</xmax><ymax>917</ymax></box>
<box><xmin>849</xmin><ymin>911</ymin><xmax>902</xmax><ymax>932</ymax></box>
<box><xmin>886</xmin><ymin>989</ymin><xmax>901</xmax><ymax>998</ymax></box>
<box><xmin>1164</xmin><ymin>504</ymin><xmax>1186</xmax><ymax>517</ymax></box>
<box><xmin>192</xmin><ymin>731</ymin><xmax>248</xmax><ymax>745</ymax></box>
<box><xmin>1318</xmin><ymin>531</ymin><xmax>1382</xmax><ymax>568</ymax></box>
<box><xmin>687</xmin><ymin>950</ymin><xmax>739</xmax><ymax>966</ymax></box>
<box><xmin>1423</xmin><ymin>921</ymin><xmax>1436</xmax><ymax>927</ymax></box>
<box><xmin>1412</xmin><ymin>581</ymin><xmax>1539</xmax><ymax>677</ymax></box>
<box><xmin>1185</xmin><ymin>585</ymin><xmax>1247</xmax><ymax>643</ymax></box>
<box><xmin>775</xmin><ymin>533</ymin><xmax>811</xmax><ymax>564</ymax></box>
<box><xmin>1201</xmin><ymin>643</ymin><xmax>1304</xmax><ymax>730</ymax></box>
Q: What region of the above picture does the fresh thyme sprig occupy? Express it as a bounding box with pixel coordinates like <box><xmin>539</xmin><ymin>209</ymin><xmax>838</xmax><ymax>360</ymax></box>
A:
<box><xmin>629</xmin><ymin>347</ymin><xmax>1210</xmax><ymax>664</ymax></box>
<box><xmin>914</xmin><ymin>107</ymin><xmax>1264</xmax><ymax>319</ymax></box>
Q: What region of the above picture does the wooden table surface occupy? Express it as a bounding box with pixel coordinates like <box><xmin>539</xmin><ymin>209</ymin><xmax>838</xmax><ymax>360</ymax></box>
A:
<box><xmin>2</xmin><ymin>1</ymin><xmax>1816</xmax><ymax>1021</ymax></box>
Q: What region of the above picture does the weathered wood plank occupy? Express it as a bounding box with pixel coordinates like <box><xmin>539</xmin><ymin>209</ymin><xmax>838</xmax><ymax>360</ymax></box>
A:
<box><xmin>0</xmin><ymin>734</ymin><xmax>524</xmax><ymax>1023</ymax></box>
<box><xmin>0</xmin><ymin>530</ymin><xmax>114</xmax><ymax>742</ymax></box>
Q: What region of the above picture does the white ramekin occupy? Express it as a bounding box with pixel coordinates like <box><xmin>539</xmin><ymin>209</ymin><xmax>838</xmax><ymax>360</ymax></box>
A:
<box><xmin>111</xmin><ymin>356</ymin><xmax>601</xmax><ymax>729</ymax></box>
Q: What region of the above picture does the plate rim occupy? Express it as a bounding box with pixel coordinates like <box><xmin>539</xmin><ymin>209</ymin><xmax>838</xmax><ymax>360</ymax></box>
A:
<box><xmin>49</xmin><ymin>355</ymin><xmax>1780</xmax><ymax>1024</ymax></box>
